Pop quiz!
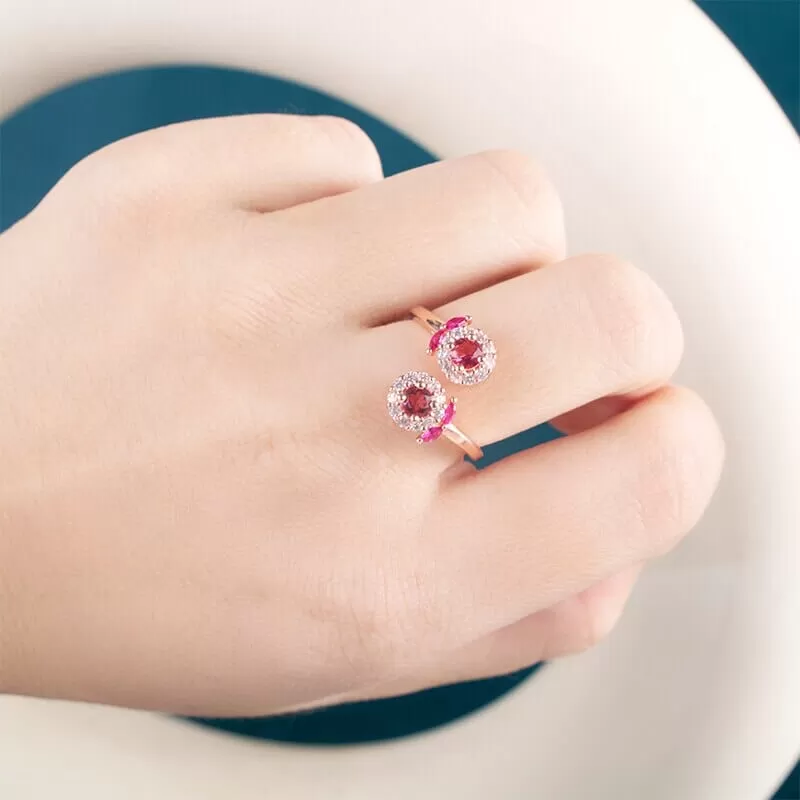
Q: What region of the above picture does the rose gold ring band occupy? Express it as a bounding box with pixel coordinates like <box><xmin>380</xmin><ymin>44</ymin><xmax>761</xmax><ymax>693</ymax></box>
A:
<box><xmin>410</xmin><ymin>305</ymin><xmax>448</xmax><ymax>335</ymax></box>
<box><xmin>439</xmin><ymin>420</ymin><xmax>483</xmax><ymax>461</ymax></box>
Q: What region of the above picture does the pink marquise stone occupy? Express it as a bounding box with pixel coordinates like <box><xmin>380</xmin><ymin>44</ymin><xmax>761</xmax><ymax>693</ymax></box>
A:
<box><xmin>419</xmin><ymin>426</ymin><xmax>443</xmax><ymax>443</ymax></box>
<box><xmin>441</xmin><ymin>401</ymin><xmax>456</xmax><ymax>426</ymax></box>
<box><xmin>429</xmin><ymin>318</ymin><xmax>470</xmax><ymax>352</ymax></box>
<box><xmin>428</xmin><ymin>329</ymin><xmax>446</xmax><ymax>352</ymax></box>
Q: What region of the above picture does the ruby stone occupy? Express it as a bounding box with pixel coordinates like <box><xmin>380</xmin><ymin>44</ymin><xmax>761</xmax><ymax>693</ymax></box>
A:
<box><xmin>402</xmin><ymin>385</ymin><xmax>433</xmax><ymax>417</ymax></box>
<box><xmin>450</xmin><ymin>338</ymin><xmax>483</xmax><ymax>370</ymax></box>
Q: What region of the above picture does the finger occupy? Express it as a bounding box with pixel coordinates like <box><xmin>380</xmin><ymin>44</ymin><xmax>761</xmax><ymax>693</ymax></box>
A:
<box><xmin>455</xmin><ymin>565</ymin><xmax>642</xmax><ymax>671</ymax></box>
<box><xmin>291</xmin><ymin>567</ymin><xmax>640</xmax><ymax>709</ymax></box>
<box><xmin>388</xmin><ymin>567</ymin><xmax>639</xmax><ymax>700</ymax></box>
<box><xmin>419</xmin><ymin>386</ymin><xmax>724</xmax><ymax>646</ymax></box>
<box><xmin>550</xmin><ymin>395</ymin><xmax>639</xmax><ymax>434</ymax></box>
<box><xmin>367</xmin><ymin>254</ymin><xmax>683</xmax><ymax>461</ymax></box>
<box><xmin>68</xmin><ymin>114</ymin><xmax>383</xmax><ymax>211</ymax></box>
<box><xmin>269</xmin><ymin>149</ymin><xmax>565</xmax><ymax>324</ymax></box>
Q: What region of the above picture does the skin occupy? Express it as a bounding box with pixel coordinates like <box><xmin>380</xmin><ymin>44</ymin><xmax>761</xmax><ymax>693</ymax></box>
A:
<box><xmin>0</xmin><ymin>114</ymin><xmax>724</xmax><ymax>717</ymax></box>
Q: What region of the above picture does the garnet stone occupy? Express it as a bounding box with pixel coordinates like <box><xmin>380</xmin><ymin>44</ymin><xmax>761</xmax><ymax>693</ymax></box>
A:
<box><xmin>450</xmin><ymin>338</ymin><xmax>483</xmax><ymax>370</ymax></box>
<box><xmin>387</xmin><ymin>371</ymin><xmax>448</xmax><ymax>433</ymax></box>
<box><xmin>402</xmin><ymin>385</ymin><xmax>433</xmax><ymax>417</ymax></box>
<box><xmin>435</xmin><ymin>327</ymin><xmax>496</xmax><ymax>386</ymax></box>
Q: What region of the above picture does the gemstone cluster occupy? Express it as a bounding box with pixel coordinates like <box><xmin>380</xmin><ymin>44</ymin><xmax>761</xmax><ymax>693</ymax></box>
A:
<box><xmin>387</xmin><ymin>371</ymin><xmax>457</xmax><ymax>444</ymax></box>
<box><xmin>428</xmin><ymin>316</ymin><xmax>496</xmax><ymax>385</ymax></box>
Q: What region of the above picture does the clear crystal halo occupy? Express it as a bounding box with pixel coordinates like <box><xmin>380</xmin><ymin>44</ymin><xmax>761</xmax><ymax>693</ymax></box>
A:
<box><xmin>436</xmin><ymin>325</ymin><xmax>497</xmax><ymax>385</ymax></box>
<box><xmin>386</xmin><ymin>370</ymin><xmax>448</xmax><ymax>433</ymax></box>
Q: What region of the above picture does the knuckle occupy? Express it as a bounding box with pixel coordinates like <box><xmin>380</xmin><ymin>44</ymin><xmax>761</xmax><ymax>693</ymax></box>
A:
<box><xmin>470</xmin><ymin>149</ymin><xmax>565</xmax><ymax>257</ymax></box>
<box><xmin>52</xmin><ymin>133</ymin><xmax>174</xmax><ymax>231</ymax></box>
<box><xmin>477</xmin><ymin>148</ymin><xmax>551</xmax><ymax>198</ymax></box>
<box><xmin>308</xmin><ymin>115</ymin><xmax>383</xmax><ymax>179</ymax></box>
<box><xmin>580</xmin><ymin>254</ymin><xmax>684</xmax><ymax>383</ymax></box>
<box><xmin>333</xmin><ymin>607</ymin><xmax>400</xmax><ymax>685</ymax></box>
<box><xmin>63</xmin><ymin>129</ymin><xmax>153</xmax><ymax>187</ymax></box>
<box><xmin>52</xmin><ymin>143</ymin><xmax>122</xmax><ymax>205</ymax></box>
<box><xmin>634</xmin><ymin>387</ymin><xmax>725</xmax><ymax>556</ymax></box>
<box><xmin>210</xmin><ymin>274</ymin><xmax>301</xmax><ymax>345</ymax></box>
<box><xmin>207</xmin><ymin>217</ymin><xmax>321</xmax><ymax>344</ymax></box>
<box><xmin>332</xmin><ymin>557</ymin><xmax>442</xmax><ymax>682</ymax></box>
<box><xmin>311</xmin><ymin>114</ymin><xmax>367</xmax><ymax>145</ymax></box>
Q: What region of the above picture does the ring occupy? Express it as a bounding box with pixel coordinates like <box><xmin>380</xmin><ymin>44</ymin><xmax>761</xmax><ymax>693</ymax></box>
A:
<box><xmin>410</xmin><ymin>306</ymin><xmax>497</xmax><ymax>385</ymax></box>
<box><xmin>387</xmin><ymin>371</ymin><xmax>484</xmax><ymax>460</ymax></box>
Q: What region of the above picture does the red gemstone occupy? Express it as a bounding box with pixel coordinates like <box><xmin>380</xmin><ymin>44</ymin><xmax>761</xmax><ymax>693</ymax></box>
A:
<box><xmin>445</xmin><ymin>316</ymin><xmax>469</xmax><ymax>330</ymax></box>
<box><xmin>450</xmin><ymin>338</ymin><xmax>483</xmax><ymax>370</ymax></box>
<box><xmin>402</xmin><ymin>385</ymin><xmax>433</xmax><ymax>417</ymax></box>
<box><xmin>441</xmin><ymin>401</ymin><xmax>456</xmax><ymax>426</ymax></box>
<box><xmin>428</xmin><ymin>329</ymin><xmax>445</xmax><ymax>352</ymax></box>
<box><xmin>418</xmin><ymin>426</ymin><xmax>443</xmax><ymax>443</ymax></box>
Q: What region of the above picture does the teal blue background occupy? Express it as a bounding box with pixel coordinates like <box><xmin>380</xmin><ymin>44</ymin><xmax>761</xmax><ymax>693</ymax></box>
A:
<box><xmin>0</xmin><ymin>0</ymin><xmax>797</xmax><ymax>794</ymax></box>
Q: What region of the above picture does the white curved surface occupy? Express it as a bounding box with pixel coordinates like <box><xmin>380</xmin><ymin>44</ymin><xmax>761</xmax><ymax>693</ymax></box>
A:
<box><xmin>1</xmin><ymin>0</ymin><xmax>799</xmax><ymax>798</ymax></box>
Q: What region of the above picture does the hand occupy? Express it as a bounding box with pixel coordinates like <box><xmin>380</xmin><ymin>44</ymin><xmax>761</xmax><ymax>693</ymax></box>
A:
<box><xmin>0</xmin><ymin>115</ymin><xmax>723</xmax><ymax>716</ymax></box>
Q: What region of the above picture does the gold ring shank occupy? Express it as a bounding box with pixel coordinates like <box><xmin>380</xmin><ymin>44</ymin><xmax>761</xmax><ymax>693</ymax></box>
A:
<box><xmin>410</xmin><ymin>305</ymin><xmax>444</xmax><ymax>334</ymax></box>
<box><xmin>442</xmin><ymin>423</ymin><xmax>483</xmax><ymax>460</ymax></box>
